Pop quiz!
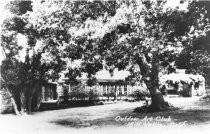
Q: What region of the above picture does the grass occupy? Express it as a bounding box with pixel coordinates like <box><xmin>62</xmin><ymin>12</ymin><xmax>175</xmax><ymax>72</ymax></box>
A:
<box><xmin>52</xmin><ymin>97</ymin><xmax>210</xmax><ymax>128</ymax></box>
<box><xmin>1</xmin><ymin>97</ymin><xmax>210</xmax><ymax>134</ymax></box>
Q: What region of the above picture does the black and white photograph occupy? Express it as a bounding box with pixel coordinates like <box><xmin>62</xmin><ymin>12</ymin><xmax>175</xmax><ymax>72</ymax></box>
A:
<box><xmin>0</xmin><ymin>0</ymin><xmax>210</xmax><ymax>134</ymax></box>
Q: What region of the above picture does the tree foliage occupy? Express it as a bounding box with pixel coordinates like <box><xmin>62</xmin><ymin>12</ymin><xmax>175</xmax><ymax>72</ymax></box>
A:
<box><xmin>1</xmin><ymin>0</ymin><xmax>210</xmax><ymax>113</ymax></box>
<box><xmin>175</xmin><ymin>1</ymin><xmax>210</xmax><ymax>81</ymax></box>
<box><xmin>70</xmin><ymin>0</ymin><xmax>209</xmax><ymax>110</ymax></box>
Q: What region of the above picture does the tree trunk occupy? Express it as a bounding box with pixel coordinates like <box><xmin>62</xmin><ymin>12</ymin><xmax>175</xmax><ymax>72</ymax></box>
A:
<box><xmin>11</xmin><ymin>97</ymin><xmax>20</xmax><ymax>115</ymax></box>
<box><xmin>5</xmin><ymin>88</ymin><xmax>20</xmax><ymax>115</ymax></box>
<box><xmin>146</xmin><ymin>54</ymin><xmax>170</xmax><ymax>111</ymax></box>
<box><xmin>27</xmin><ymin>96</ymin><xmax>33</xmax><ymax>114</ymax></box>
<box><xmin>20</xmin><ymin>89</ymin><xmax>27</xmax><ymax>114</ymax></box>
<box><xmin>34</xmin><ymin>89</ymin><xmax>42</xmax><ymax>111</ymax></box>
<box><xmin>147</xmin><ymin>85</ymin><xmax>169</xmax><ymax>111</ymax></box>
<box><xmin>26</xmin><ymin>81</ymin><xmax>40</xmax><ymax>114</ymax></box>
<box><xmin>137</xmin><ymin>52</ymin><xmax>170</xmax><ymax>112</ymax></box>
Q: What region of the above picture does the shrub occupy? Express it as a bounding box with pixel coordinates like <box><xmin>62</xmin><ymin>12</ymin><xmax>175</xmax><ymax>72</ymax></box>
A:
<box><xmin>69</xmin><ymin>84</ymin><xmax>88</xmax><ymax>100</ymax></box>
<box><xmin>107</xmin><ymin>92</ymin><xmax>116</xmax><ymax>100</ymax></box>
<box><xmin>0</xmin><ymin>91</ymin><xmax>14</xmax><ymax>114</ymax></box>
<box><xmin>88</xmin><ymin>89</ymin><xmax>99</xmax><ymax>101</ymax></box>
<box><xmin>129</xmin><ymin>88</ymin><xmax>150</xmax><ymax>100</ymax></box>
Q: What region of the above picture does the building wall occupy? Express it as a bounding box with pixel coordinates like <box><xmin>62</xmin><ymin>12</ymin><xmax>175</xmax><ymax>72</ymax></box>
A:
<box><xmin>41</xmin><ymin>83</ymin><xmax>58</xmax><ymax>102</ymax></box>
<box><xmin>40</xmin><ymin>79</ymin><xmax>148</xmax><ymax>102</ymax></box>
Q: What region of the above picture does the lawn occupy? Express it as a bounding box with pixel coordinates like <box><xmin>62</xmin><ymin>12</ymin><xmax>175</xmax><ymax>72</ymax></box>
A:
<box><xmin>1</xmin><ymin>97</ymin><xmax>210</xmax><ymax>134</ymax></box>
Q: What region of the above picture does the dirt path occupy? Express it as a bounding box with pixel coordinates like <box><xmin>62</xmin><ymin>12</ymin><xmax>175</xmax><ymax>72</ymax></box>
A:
<box><xmin>1</xmin><ymin>97</ymin><xmax>210</xmax><ymax>134</ymax></box>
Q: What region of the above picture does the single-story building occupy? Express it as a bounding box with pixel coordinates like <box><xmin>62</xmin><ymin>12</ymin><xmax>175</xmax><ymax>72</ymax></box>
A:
<box><xmin>40</xmin><ymin>69</ymin><xmax>147</xmax><ymax>103</ymax></box>
<box><xmin>160</xmin><ymin>69</ymin><xmax>206</xmax><ymax>97</ymax></box>
<box><xmin>40</xmin><ymin>69</ymin><xmax>207</xmax><ymax>106</ymax></box>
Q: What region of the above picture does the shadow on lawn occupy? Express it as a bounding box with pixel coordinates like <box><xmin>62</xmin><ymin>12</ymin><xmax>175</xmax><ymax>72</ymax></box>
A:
<box><xmin>52</xmin><ymin>117</ymin><xmax>120</xmax><ymax>128</ymax></box>
<box><xmin>129</xmin><ymin>100</ymin><xmax>210</xmax><ymax>125</ymax></box>
<box><xmin>53</xmin><ymin>109</ymin><xmax>210</xmax><ymax>128</ymax></box>
<box><xmin>52</xmin><ymin>100</ymin><xmax>210</xmax><ymax>128</ymax></box>
<box><xmin>170</xmin><ymin>109</ymin><xmax>210</xmax><ymax>125</ymax></box>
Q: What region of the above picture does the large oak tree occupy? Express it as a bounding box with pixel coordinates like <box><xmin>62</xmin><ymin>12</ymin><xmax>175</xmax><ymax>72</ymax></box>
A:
<box><xmin>72</xmin><ymin>0</ymin><xmax>209</xmax><ymax>111</ymax></box>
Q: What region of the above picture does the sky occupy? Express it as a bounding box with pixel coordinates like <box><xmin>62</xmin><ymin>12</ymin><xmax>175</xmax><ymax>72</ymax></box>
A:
<box><xmin>164</xmin><ymin>0</ymin><xmax>188</xmax><ymax>11</ymax></box>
